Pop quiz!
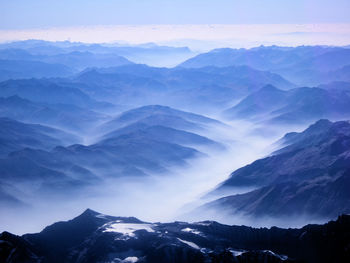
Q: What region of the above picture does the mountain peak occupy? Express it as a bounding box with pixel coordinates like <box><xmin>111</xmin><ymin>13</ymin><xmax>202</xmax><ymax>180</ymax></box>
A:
<box><xmin>80</xmin><ymin>208</ymin><xmax>100</xmax><ymax>217</ymax></box>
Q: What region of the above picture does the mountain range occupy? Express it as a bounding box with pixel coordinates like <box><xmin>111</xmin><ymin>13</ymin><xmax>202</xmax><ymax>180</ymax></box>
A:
<box><xmin>0</xmin><ymin>105</ymin><xmax>223</xmax><ymax>208</ymax></box>
<box><xmin>1</xmin><ymin>40</ymin><xmax>350</xmax><ymax>262</ymax></box>
<box><xmin>224</xmin><ymin>83</ymin><xmax>350</xmax><ymax>124</ymax></box>
<box><xmin>179</xmin><ymin>45</ymin><xmax>350</xmax><ymax>86</ymax></box>
<box><xmin>201</xmin><ymin>119</ymin><xmax>350</xmax><ymax>220</ymax></box>
<box><xmin>1</xmin><ymin>209</ymin><xmax>349</xmax><ymax>263</ymax></box>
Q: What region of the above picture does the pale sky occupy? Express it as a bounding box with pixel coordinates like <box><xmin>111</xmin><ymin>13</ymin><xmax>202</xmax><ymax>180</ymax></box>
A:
<box><xmin>0</xmin><ymin>0</ymin><xmax>349</xmax><ymax>48</ymax></box>
<box><xmin>1</xmin><ymin>0</ymin><xmax>350</xmax><ymax>29</ymax></box>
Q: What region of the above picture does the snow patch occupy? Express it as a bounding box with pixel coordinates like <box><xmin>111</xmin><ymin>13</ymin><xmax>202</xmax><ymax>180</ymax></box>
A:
<box><xmin>103</xmin><ymin>222</ymin><xmax>154</xmax><ymax>237</ymax></box>
<box><xmin>194</xmin><ymin>221</ymin><xmax>214</xmax><ymax>226</ymax></box>
<box><xmin>181</xmin><ymin>227</ymin><xmax>202</xmax><ymax>235</ymax></box>
<box><xmin>122</xmin><ymin>257</ymin><xmax>138</xmax><ymax>263</ymax></box>
<box><xmin>112</xmin><ymin>257</ymin><xmax>139</xmax><ymax>263</ymax></box>
<box><xmin>263</xmin><ymin>250</ymin><xmax>288</xmax><ymax>260</ymax></box>
<box><xmin>229</xmin><ymin>249</ymin><xmax>245</xmax><ymax>257</ymax></box>
<box><xmin>177</xmin><ymin>238</ymin><xmax>200</xmax><ymax>249</ymax></box>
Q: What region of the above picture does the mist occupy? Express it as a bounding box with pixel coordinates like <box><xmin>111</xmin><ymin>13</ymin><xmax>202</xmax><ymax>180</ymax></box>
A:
<box><xmin>0</xmin><ymin>40</ymin><xmax>349</xmax><ymax>241</ymax></box>
<box><xmin>0</xmin><ymin>111</ymin><xmax>309</xmax><ymax>235</ymax></box>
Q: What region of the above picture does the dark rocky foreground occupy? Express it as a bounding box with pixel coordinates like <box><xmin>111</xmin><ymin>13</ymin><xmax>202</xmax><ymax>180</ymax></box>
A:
<box><xmin>1</xmin><ymin>209</ymin><xmax>349</xmax><ymax>263</ymax></box>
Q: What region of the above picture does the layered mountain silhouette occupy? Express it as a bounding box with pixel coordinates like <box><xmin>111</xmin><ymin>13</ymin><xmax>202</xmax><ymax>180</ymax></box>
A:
<box><xmin>0</xmin><ymin>79</ymin><xmax>109</xmax><ymax>109</ymax></box>
<box><xmin>224</xmin><ymin>84</ymin><xmax>350</xmax><ymax>124</ymax></box>
<box><xmin>0</xmin><ymin>40</ymin><xmax>193</xmax><ymax>67</ymax></box>
<box><xmin>68</xmin><ymin>64</ymin><xmax>294</xmax><ymax>110</ymax></box>
<box><xmin>1</xmin><ymin>209</ymin><xmax>349</xmax><ymax>263</ymax></box>
<box><xmin>0</xmin><ymin>117</ymin><xmax>78</xmax><ymax>157</ymax></box>
<box><xmin>1</xmin><ymin>40</ymin><xmax>349</xmax><ymax>262</ymax></box>
<box><xmin>0</xmin><ymin>59</ymin><xmax>73</xmax><ymax>81</ymax></box>
<box><xmin>0</xmin><ymin>95</ymin><xmax>108</xmax><ymax>132</ymax></box>
<box><xmin>99</xmin><ymin>105</ymin><xmax>223</xmax><ymax>134</ymax></box>
<box><xmin>0</xmin><ymin>105</ymin><xmax>222</xmax><ymax>206</ymax></box>
<box><xmin>203</xmin><ymin>119</ymin><xmax>350</xmax><ymax>219</ymax></box>
<box><xmin>0</xmin><ymin>47</ymin><xmax>133</xmax><ymax>72</ymax></box>
<box><xmin>179</xmin><ymin>45</ymin><xmax>350</xmax><ymax>86</ymax></box>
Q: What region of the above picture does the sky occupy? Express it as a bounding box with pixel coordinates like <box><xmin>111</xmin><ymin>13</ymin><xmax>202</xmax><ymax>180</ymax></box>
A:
<box><xmin>1</xmin><ymin>0</ymin><xmax>350</xmax><ymax>28</ymax></box>
<box><xmin>0</xmin><ymin>0</ymin><xmax>349</xmax><ymax>48</ymax></box>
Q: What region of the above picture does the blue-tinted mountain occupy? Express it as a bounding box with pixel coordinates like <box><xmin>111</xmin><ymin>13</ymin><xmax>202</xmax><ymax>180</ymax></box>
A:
<box><xmin>0</xmin><ymin>131</ymin><xmax>200</xmax><ymax>189</ymax></box>
<box><xmin>42</xmin><ymin>51</ymin><xmax>133</xmax><ymax>70</ymax></box>
<box><xmin>99</xmin><ymin>105</ymin><xmax>222</xmax><ymax>133</ymax></box>
<box><xmin>204</xmin><ymin>120</ymin><xmax>350</xmax><ymax>220</ymax></box>
<box><xmin>206</xmin><ymin>170</ymin><xmax>350</xmax><ymax>219</ymax></box>
<box><xmin>0</xmin><ymin>103</ymin><xmax>224</xmax><ymax>206</ymax></box>
<box><xmin>0</xmin><ymin>95</ymin><xmax>108</xmax><ymax>131</ymax></box>
<box><xmin>318</xmin><ymin>81</ymin><xmax>350</xmax><ymax>94</ymax></box>
<box><xmin>0</xmin><ymin>40</ymin><xmax>194</xmax><ymax>67</ymax></box>
<box><xmin>0</xmin><ymin>48</ymin><xmax>134</xmax><ymax>72</ymax></box>
<box><xmin>179</xmin><ymin>46</ymin><xmax>350</xmax><ymax>86</ymax></box>
<box><xmin>277</xmin><ymin>64</ymin><xmax>350</xmax><ymax>86</ymax></box>
<box><xmin>224</xmin><ymin>84</ymin><xmax>350</xmax><ymax>124</ymax></box>
<box><xmin>0</xmin><ymin>59</ymin><xmax>73</xmax><ymax>81</ymax></box>
<box><xmin>71</xmin><ymin>64</ymin><xmax>294</xmax><ymax>110</ymax></box>
<box><xmin>0</xmin><ymin>79</ymin><xmax>111</xmax><ymax>109</ymax></box>
<box><xmin>1</xmin><ymin>209</ymin><xmax>349</xmax><ymax>263</ymax></box>
<box><xmin>0</xmin><ymin>129</ymin><xmax>202</xmax><ymax>204</ymax></box>
<box><xmin>0</xmin><ymin>182</ymin><xmax>26</xmax><ymax>208</ymax></box>
<box><xmin>102</xmin><ymin>125</ymin><xmax>220</xmax><ymax>150</ymax></box>
<box><xmin>0</xmin><ymin>117</ymin><xmax>78</xmax><ymax>157</ymax></box>
<box><xmin>218</xmin><ymin>119</ymin><xmax>350</xmax><ymax>188</ymax></box>
<box><xmin>179</xmin><ymin>46</ymin><xmax>339</xmax><ymax>69</ymax></box>
<box><xmin>0</xmin><ymin>116</ymin><xmax>212</xmax><ymax>198</ymax></box>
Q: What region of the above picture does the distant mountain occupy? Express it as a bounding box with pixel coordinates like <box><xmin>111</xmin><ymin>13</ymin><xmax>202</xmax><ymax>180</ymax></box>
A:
<box><xmin>0</xmin><ymin>40</ymin><xmax>195</xmax><ymax>67</ymax></box>
<box><xmin>204</xmin><ymin>119</ymin><xmax>350</xmax><ymax>220</ymax></box>
<box><xmin>179</xmin><ymin>46</ymin><xmax>350</xmax><ymax>86</ymax></box>
<box><xmin>0</xmin><ymin>59</ymin><xmax>73</xmax><ymax>81</ymax></box>
<box><xmin>0</xmin><ymin>104</ymin><xmax>224</xmax><ymax>206</ymax></box>
<box><xmin>277</xmin><ymin>64</ymin><xmax>350</xmax><ymax>86</ymax></box>
<box><xmin>0</xmin><ymin>48</ymin><xmax>134</xmax><ymax>71</ymax></box>
<box><xmin>0</xmin><ymin>79</ymin><xmax>109</xmax><ymax>109</ymax></box>
<box><xmin>1</xmin><ymin>129</ymin><xmax>201</xmax><ymax>186</ymax></box>
<box><xmin>0</xmin><ymin>182</ymin><xmax>26</xmax><ymax>208</ymax></box>
<box><xmin>207</xmin><ymin>170</ymin><xmax>350</xmax><ymax>219</ymax></box>
<box><xmin>0</xmin><ymin>127</ymin><xmax>202</xmax><ymax>202</ymax></box>
<box><xmin>1</xmin><ymin>209</ymin><xmax>349</xmax><ymax>263</ymax></box>
<box><xmin>0</xmin><ymin>95</ymin><xmax>108</xmax><ymax>132</ymax></box>
<box><xmin>99</xmin><ymin>105</ymin><xmax>222</xmax><ymax>134</ymax></box>
<box><xmin>218</xmin><ymin>119</ymin><xmax>350</xmax><ymax>187</ymax></box>
<box><xmin>70</xmin><ymin>64</ymin><xmax>294</xmax><ymax>110</ymax></box>
<box><xmin>224</xmin><ymin>84</ymin><xmax>350</xmax><ymax>124</ymax></box>
<box><xmin>318</xmin><ymin>81</ymin><xmax>350</xmax><ymax>94</ymax></box>
<box><xmin>0</xmin><ymin>117</ymin><xmax>78</xmax><ymax>157</ymax></box>
<box><xmin>178</xmin><ymin>45</ymin><xmax>340</xmax><ymax>70</ymax></box>
<box><xmin>42</xmin><ymin>51</ymin><xmax>134</xmax><ymax>70</ymax></box>
<box><xmin>102</xmin><ymin>125</ymin><xmax>220</xmax><ymax>150</ymax></box>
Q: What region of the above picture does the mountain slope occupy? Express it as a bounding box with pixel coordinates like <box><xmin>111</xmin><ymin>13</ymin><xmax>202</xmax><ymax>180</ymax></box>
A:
<box><xmin>0</xmin><ymin>117</ymin><xmax>78</xmax><ymax>157</ymax></box>
<box><xmin>99</xmin><ymin>105</ymin><xmax>222</xmax><ymax>134</ymax></box>
<box><xmin>203</xmin><ymin>119</ymin><xmax>350</xmax><ymax>220</ymax></box>
<box><xmin>217</xmin><ymin>119</ymin><xmax>350</xmax><ymax>188</ymax></box>
<box><xmin>0</xmin><ymin>48</ymin><xmax>134</xmax><ymax>71</ymax></box>
<box><xmin>179</xmin><ymin>46</ymin><xmax>350</xmax><ymax>86</ymax></box>
<box><xmin>0</xmin><ymin>95</ymin><xmax>108</xmax><ymax>131</ymax></box>
<box><xmin>1</xmin><ymin>209</ymin><xmax>349</xmax><ymax>263</ymax></box>
<box><xmin>224</xmin><ymin>85</ymin><xmax>350</xmax><ymax>124</ymax></box>
<box><xmin>0</xmin><ymin>59</ymin><xmax>73</xmax><ymax>81</ymax></box>
<box><xmin>69</xmin><ymin>64</ymin><xmax>294</xmax><ymax>110</ymax></box>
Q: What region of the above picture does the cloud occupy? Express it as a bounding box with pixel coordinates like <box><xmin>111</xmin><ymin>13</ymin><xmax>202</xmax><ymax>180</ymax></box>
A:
<box><xmin>0</xmin><ymin>24</ymin><xmax>349</xmax><ymax>51</ymax></box>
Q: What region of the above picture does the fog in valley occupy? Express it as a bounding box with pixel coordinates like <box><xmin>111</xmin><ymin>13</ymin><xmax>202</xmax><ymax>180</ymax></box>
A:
<box><xmin>0</xmin><ymin>40</ymin><xmax>349</xmax><ymax>238</ymax></box>
<box><xmin>0</xmin><ymin>109</ymin><xmax>299</xmax><ymax>234</ymax></box>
